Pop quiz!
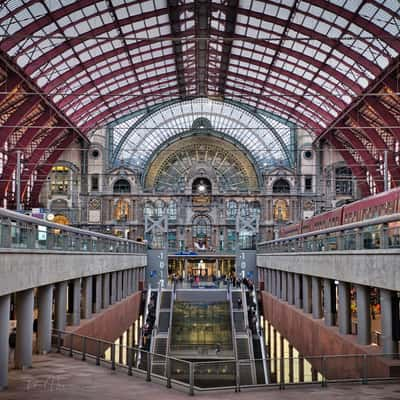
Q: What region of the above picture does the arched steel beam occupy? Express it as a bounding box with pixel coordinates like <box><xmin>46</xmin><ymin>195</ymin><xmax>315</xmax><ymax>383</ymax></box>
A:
<box><xmin>213</xmin><ymin>29</ymin><xmax>363</xmax><ymax>94</ymax></box>
<box><xmin>226</xmin><ymin>51</ymin><xmax>346</xmax><ymax>110</ymax></box>
<box><xmin>23</xmin><ymin>9</ymin><xmax>169</xmax><ymax>75</ymax></box>
<box><xmin>338</xmin><ymin>128</ymin><xmax>384</xmax><ymax>192</ymax></box>
<box><xmin>72</xmin><ymin>70</ymin><xmax>184</xmax><ymax>124</ymax></box>
<box><xmin>61</xmin><ymin>54</ymin><xmax>179</xmax><ymax>111</ymax></box>
<box><xmin>222</xmin><ymin>69</ymin><xmax>334</xmax><ymax>122</ymax></box>
<box><xmin>0</xmin><ymin>95</ymin><xmax>42</xmax><ymax>147</ymax></box>
<box><xmin>0</xmin><ymin>112</ymin><xmax>54</xmax><ymax>197</ymax></box>
<box><xmin>223</xmin><ymin>82</ymin><xmax>322</xmax><ymax>131</ymax></box>
<box><xmin>234</xmin><ymin>7</ymin><xmax>381</xmax><ymax>75</ymax></box>
<box><xmin>326</xmin><ymin>133</ymin><xmax>370</xmax><ymax>196</ymax></box>
<box><xmin>347</xmin><ymin>110</ymin><xmax>400</xmax><ymax>185</ymax></box>
<box><xmin>306</xmin><ymin>0</ymin><xmax>400</xmax><ymax>52</ymax></box>
<box><xmin>28</xmin><ymin>132</ymin><xmax>77</xmax><ymax>207</ymax></box>
<box><xmin>364</xmin><ymin>96</ymin><xmax>400</xmax><ymax>142</ymax></box>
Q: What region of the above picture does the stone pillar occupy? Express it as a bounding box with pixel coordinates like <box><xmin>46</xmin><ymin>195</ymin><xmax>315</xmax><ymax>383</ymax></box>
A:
<box><xmin>288</xmin><ymin>344</ymin><xmax>294</xmax><ymax>383</ymax></box>
<box><xmin>71</xmin><ymin>279</ymin><xmax>81</xmax><ymax>326</ymax></box>
<box><xmin>117</xmin><ymin>271</ymin><xmax>123</xmax><ymax>301</ymax></box>
<box><xmin>287</xmin><ymin>272</ymin><xmax>294</xmax><ymax>305</ymax></box>
<box><xmin>37</xmin><ymin>285</ymin><xmax>53</xmax><ymax>354</ymax></box>
<box><xmin>111</xmin><ymin>272</ymin><xmax>117</xmax><ymax>304</ymax></box>
<box><xmin>127</xmin><ymin>270</ymin><xmax>132</xmax><ymax>295</ymax></box>
<box><xmin>281</xmin><ymin>271</ymin><xmax>287</xmax><ymax>301</ymax></box>
<box><xmin>356</xmin><ymin>284</ymin><xmax>371</xmax><ymax>345</ymax></box>
<box><xmin>271</xmin><ymin>270</ymin><xmax>276</xmax><ymax>296</ymax></box>
<box><xmin>123</xmin><ymin>270</ymin><xmax>128</xmax><ymax>298</ymax></box>
<box><xmin>266</xmin><ymin>269</ymin><xmax>271</xmax><ymax>293</ymax></box>
<box><xmin>55</xmin><ymin>281</ymin><xmax>67</xmax><ymax>331</ymax></box>
<box><xmin>132</xmin><ymin>269</ymin><xmax>137</xmax><ymax>292</ymax></box>
<box><xmin>94</xmin><ymin>275</ymin><xmax>102</xmax><ymax>313</ymax></box>
<box><xmin>15</xmin><ymin>289</ymin><xmax>34</xmax><ymax>369</ymax></box>
<box><xmin>380</xmin><ymin>289</ymin><xmax>399</xmax><ymax>355</ymax></box>
<box><xmin>323</xmin><ymin>279</ymin><xmax>336</xmax><ymax>326</ymax></box>
<box><xmin>276</xmin><ymin>271</ymin><xmax>281</xmax><ymax>299</ymax></box>
<box><xmin>338</xmin><ymin>281</ymin><xmax>351</xmax><ymax>335</ymax></box>
<box><xmin>302</xmin><ymin>275</ymin><xmax>312</xmax><ymax>314</ymax></box>
<box><xmin>0</xmin><ymin>294</ymin><xmax>10</xmax><ymax>389</ymax></box>
<box><xmin>102</xmin><ymin>273</ymin><xmax>110</xmax><ymax>309</ymax></box>
<box><xmin>294</xmin><ymin>273</ymin><xmax>302</xmax><ymax>309</ymax></box>
<box><xmin>82</xmin><ymin>276</ymin><xmax>93</xmax><ymax>319</ymax></box>
<box><xmin>298</xmin><ymin>354</ymin><xmax>305</xmax><ymax>382</ymax></box>
<box><xmin>312</xmin><ymin>277</ymin><xmax>323</xmax><ymax>319</ymax></box>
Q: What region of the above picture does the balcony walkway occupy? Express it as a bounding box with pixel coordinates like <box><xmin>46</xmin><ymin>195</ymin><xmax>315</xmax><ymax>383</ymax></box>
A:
<box><xmin>1</xmin><ymin>353</ymin><xmax>400</xmax><ymax>400</ymax></box>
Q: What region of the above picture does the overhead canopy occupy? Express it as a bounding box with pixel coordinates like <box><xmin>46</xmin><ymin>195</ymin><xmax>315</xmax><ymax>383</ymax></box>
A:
<box><xmin>0</xmin><ymin>0</ymin><xmax>399</xmax><ymax>204</ymax></box>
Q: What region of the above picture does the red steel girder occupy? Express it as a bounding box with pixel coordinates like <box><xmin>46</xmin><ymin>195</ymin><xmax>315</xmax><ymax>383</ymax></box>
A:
<box><xmin>0</xmin><ymin>72</ymin><xmax>23</xmax><ymax>106</ymax></box>
<box><xmin>235</xmin><ymin>7</ymin><xmax>381</xmax><ymax>76</ymax></box>
<box><xmin>214</xmin><ymin>0</ymin><xmax>238</xmax><ymax>96</ymax></box>
<box><xmin>194</xmin><ymin>0</ymin><xmax>211</xmax><ymax>96</ymax></box>
<box><xmin>326</xmin><ymin>133</ymin><xmax>371</xmax><ymax>196</ymax></box>
<box><xmin>347</xmin><ymin>111</ymin><xmax>400</xmax><ymax>186</ymax></box>
<box><xmin>26</xmin><ymin>131</ymin><xmax>76</xmax><ymax>207</ymax></box>
<box><xmin>0</xmin><ymin>95</ymin><xmax>42</xmax><ymax>148</ymax></box>
<box><xmin>337</xmin><ymin>128</ymin><xmax>384</xmax><ymax>192</ymax></box>
<box><xmin>363</xmin><ymin>96</ymin><xmax>400</xmax><ymax>142</ymax></box>
<box><xmin>167</xmin><ymin>0</ymin><xmax>189</xmax><ymax>98</ymax></box>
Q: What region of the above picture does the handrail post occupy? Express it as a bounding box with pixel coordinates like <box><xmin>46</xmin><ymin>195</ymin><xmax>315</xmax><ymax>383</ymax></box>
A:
<box><xmin>82</xmin><ymin>336</ymin><xmax>86</xmax><ymax>361</ymax></box>
<box><xmin>96</xmin><ymin>340</ymin><xmax>101</xmax><ymax>366</ymax></box>
<box><xmin>235</xmin><ymin>360</ymin><xmax>241</xmax><ymax>392</ymax></box>
<box><xmin>189</xmin><ymin>362</ymin><xmax>194</xmax><ymax>396</ymax></box>
<box><xmin>146</xmin><ymin>352</ymin><xmax>151</xmax><ymax>382</ymax></box>
<box><xmin>69</xmin><ymin>334</ymin><xmax>73</xmax><ymax>357</ymax></box>
<box><xmin>321</xmin><ymin>356</ymin><xmax>327</xmax><ymax>387</ymax></box>
<box><xmin>166</xmin><ymin>357</ymin><xmax>171</xmax><ymax>388</ymax></box>
<box><xmin>280</xmin><ymin>356</ymin><xmax>285</xmax><ymax>389</ymax></box>
<box><xmin>362</xmin><ymin>354</ymin><xmax>368</xmax><ymax>384</ymax></box>
<box><xmin>111</xmin><ymin>343</ymin><xmax>115</xmax><ymax>370</ymax></box>
<box><xmin>128</xmin><ymin>347</ymin><xmax>133</xmax><ymax>376</ymax></box>
<box><xmin>57</xmin><ymin>330</ymin><xmax>61</xmax><ymax>353</ymax></box>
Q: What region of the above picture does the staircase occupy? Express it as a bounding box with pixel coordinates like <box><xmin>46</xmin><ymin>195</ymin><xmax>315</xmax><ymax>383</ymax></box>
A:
<box><xmin>150</xmin><ymin>288</ymin><xmax>174</xmax><ymax>376</ymax></box>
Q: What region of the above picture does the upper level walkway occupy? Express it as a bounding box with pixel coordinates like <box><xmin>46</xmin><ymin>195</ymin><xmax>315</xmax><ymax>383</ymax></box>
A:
<box><xmin>0</xmin><ymin>208</ymin><xmax>147</xmax><ymax>296</ymax></box>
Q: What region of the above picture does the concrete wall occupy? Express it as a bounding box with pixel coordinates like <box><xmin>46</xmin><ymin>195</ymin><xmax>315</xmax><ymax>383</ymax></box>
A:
<box><xmin>261</xmin><ymin>291</ymin><xmax>400</xmax><ymax>379</ymax></box>
<box><xmin>0</xmin><ymin>250</ymin><xmax>146</xmax><ymax>296</ymax></box>
<box><xmin>257</xmin><ymin>251</ymin><xmax>400</xmax><ymax>291</ymax></box>
<box><xmin>66</xmin><ymin>291</ymin><xmax>142</xmax><ymax>356</ymax></box>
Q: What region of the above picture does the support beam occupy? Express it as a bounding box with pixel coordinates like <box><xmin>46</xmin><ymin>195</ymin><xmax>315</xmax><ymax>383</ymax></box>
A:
<box><xmin>0</xmin><ymin>294</ymin><xmax>10</xmax><ymax>389</ymax></box>
<box><xmin>356</xmin><ymin>284</ymin><xmax>371</xmax><ymax>345</ymax></box>
<box><xmin>82</xmin><ymin>276</ymin><xmax>93</xmax><ymax>319</ymax></box>
<box><xmin>15</xmin><ymin>289</ymin><xmax>34</xmax><ymax>369</ymax></box>
<box><xmin>71</xmin><ymin>279</ymin><xmax>81</xmax><ymax>326</ymax></box>
<box><xmin>380</xmin><ymin>289</ymin><xmax>399</xmax><ymax>355</ymax></box>
<box><xmin>312</xmin><ymin>277</ymin><xmax>323</xmax><ymax>319</ymax></box>
<box><xmin>54</xmin><ymin>281</ymin><xmax>67</xmax><ymax>331</ymax></box>
<box><xmin>37</xmin><ymin>285</ymin><xmax>53</xmax><ymax>354</ymax></box>
<box><xmin>323</xmin><ymin>279</ymin><xmax>336</xmax><ymax>327</ymax></box>
<box><xmin>102</xmin><ymin>273</ymin><xmax>110</xmax><ymax>308</ymax></box>
<box><xmin>338</xmin><ymin>281</ymin><xmax>351</xmax><ymax>335</ymax></box>
<box><xmin>194</xmin><ymin>0</ymin><xmax>210</xmax><ymax>96</ymax></box>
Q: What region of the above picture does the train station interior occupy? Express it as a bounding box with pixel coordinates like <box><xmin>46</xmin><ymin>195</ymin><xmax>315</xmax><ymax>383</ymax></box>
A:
<box><xmin>0</xmin><ymin>0</ymin><xmax>400</xmax><ymax>398</ymax></box>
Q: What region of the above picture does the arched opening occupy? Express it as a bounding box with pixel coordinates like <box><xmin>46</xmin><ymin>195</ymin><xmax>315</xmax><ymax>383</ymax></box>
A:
<box><xmin>273</xmin><ymin>178</ymin><xmax>290</xmax><ymax>193</ymax></box>
<box><xmin>192</xmin><ymin>177</ymin><xmax>212</xmax><ymax>195</ymax></box>
<box><xmin>113</xmin><ymin>179</ymin><xmax>131</xmax><ymax>194</ymax></box>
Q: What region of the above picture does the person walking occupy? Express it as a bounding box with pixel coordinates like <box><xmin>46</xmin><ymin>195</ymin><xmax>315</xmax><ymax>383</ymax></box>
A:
<box><xmin>8</xmin><ymin>327</ymin><xmax>16</xmax><ymax>365</ymax></box>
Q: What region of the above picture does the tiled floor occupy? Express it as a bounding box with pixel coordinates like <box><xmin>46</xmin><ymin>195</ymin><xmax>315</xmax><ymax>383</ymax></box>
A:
<box><xmin>1</xmin><ymin>354</ymin><xmax>400</xmax><ymax>400</ymax></box>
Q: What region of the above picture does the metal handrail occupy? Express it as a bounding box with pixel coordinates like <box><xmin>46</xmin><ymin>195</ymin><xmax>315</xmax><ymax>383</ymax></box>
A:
<box><xmin>258</xmin><ymin>213</ymin><xmax>400</xmax><ymax>247</ymax></box>
<box><xmin>0</xmin><ymin>207</ymin><xmax>144</xmax><ymax>246</ymax></box>
<box><xmin>52</xmin><ymin>329</ymin><xmax>400</xmax><ymax>394</ymax></box>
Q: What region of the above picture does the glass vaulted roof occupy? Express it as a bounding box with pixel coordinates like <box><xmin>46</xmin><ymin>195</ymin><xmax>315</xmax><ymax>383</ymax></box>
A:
<box><xmin>0</xmin><ymin>0</ymin><xmax>398</xmax><ymax>136</ymax></box>
<box><xmin>109</xmin><ymin>98</ymin><xmax>295</xmax><ymax>171</ymax></box>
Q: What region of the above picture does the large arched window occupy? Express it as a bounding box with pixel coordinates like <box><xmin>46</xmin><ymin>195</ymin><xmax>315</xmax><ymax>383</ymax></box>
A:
<box><xmin>113</xmin><ymin>179</ymin><xmax>131</xmax><ymax>193</ymax></box>
<box><xmin>273</xmin><ymin>179</ymin><xmax>290</xmax><ymax>193</ymax></box>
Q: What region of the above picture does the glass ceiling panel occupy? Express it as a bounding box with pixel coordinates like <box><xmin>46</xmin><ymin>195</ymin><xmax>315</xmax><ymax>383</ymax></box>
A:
<box><xmin>110</xmin><ymin>98</ymin><xmax>295</xmax><ymax>171</ymax></box>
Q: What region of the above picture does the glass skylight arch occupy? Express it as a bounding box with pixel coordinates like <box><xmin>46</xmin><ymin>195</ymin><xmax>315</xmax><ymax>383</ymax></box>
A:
<box><xmin>109</xmin><ymin>98</ymin><xmax>296</xmax><ymax>172</ymax></box>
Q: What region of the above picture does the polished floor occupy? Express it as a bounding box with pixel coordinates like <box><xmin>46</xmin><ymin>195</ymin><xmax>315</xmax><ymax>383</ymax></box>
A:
<box><xmin>1</xmin><ymin>354</ymin><xmax>400</xmax><ymax>400</ymax></box>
